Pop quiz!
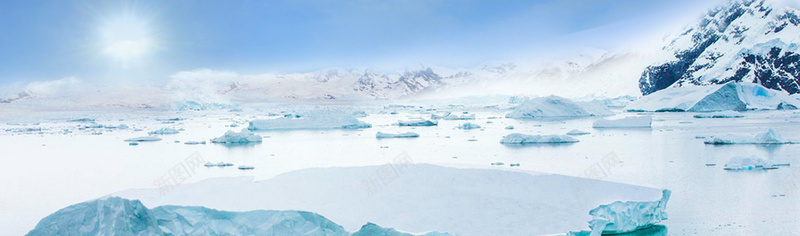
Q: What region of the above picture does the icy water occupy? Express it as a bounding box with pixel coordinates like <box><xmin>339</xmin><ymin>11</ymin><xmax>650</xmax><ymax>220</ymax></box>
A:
<box><xmin>1</xmin><ymin>107</ymin><xmax>799</xmax><ymax>235</ymax></box>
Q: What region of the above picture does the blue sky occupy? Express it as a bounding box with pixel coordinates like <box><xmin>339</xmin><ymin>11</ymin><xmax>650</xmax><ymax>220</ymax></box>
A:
<box><xmin>0</xmin><ymin>0</ymin><xmax>720</xmax><ymax>84</ymax></box>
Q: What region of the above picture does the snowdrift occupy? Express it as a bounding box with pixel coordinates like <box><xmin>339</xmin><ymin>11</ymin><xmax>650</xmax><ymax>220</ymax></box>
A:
<box><xmin>628</xmin><ymin>82</ymin><xmax>800</xmax><ymax>112</ymax></box>
<box><xmin>506</xmin><ymin>96</ymin><xmax>613</xmax><ymax>119</ymax></box>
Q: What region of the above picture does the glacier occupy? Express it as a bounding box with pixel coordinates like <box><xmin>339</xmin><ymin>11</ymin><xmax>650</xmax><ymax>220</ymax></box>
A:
<box><xmin>627</xmin><ymin>82</ymin><xmax>800</xmax><ymax>112</ymax></box>
<box><xmin>500</xmin><ymin>133</ymin><xmax>579</xmax><ymax>144</ymax></box>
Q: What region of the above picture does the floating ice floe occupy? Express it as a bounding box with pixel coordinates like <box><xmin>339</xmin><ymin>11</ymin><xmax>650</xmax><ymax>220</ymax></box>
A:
<box><xmin>148</xmin><ymin>128</ymin><xmax>180</xmax><ymax>135</ymax></box>
<box><xmin>626</xmin><ymin>82</ymin><xmax>800</xmax><ymax>112</ymax></box>
<box><xmin>506</xmin><ymin>96</ymin><xmax>613</xmax><ymax>119</ymax></box>
<box><xmin>704</xmin><ymin>128</ymin><xmax>795</xmax><ymax>145</ymax></box>
<box><xmin>693</xmin><ymin>111</ymin><xmax>744</xmax><ymax>118</ymax></box>
<box><xmin>723</xmin><ymin>156</ymin><xmax>777</xmax><ymax>170</ymax></box>
<box><xmin>397</xmin><ymin>119</ymin><xmax>438</xmax><ymax>126</ymax></box>
<box><xmin>376</xmin><ymin>132</ymin><xmax>420</xmax><ymax>139</ymax></box>
<box><xmin>581</xmin><ymin>189</ymin><xmax>671</xmax><ymax>236</ymax></box>
<box><xmin>504</xmin><ymin>125</ymin><xmax>514</xmax><ymax>129</ymax></box>
<box><xmin>211</xmin><ymin>130</ymin><xmax>263</xmax><ymax>144</ymax></box>
<box><xmin>500</xmin><ymin>133</ymin><xmax>579</xmax><ymax>144</ymax></box>
<box><xmin>184</xmin><ymin>140</ymin><xmax>206</xmax><ymax>145</ymax></box>
<box><xmin>248</xmin><ymin>111</ymin><xmax>371</xmax><ymax>131</ymax></box>
<box><xmin>457</xmin><ymin>123</ymin><xmax>481</xmax><ymax>130</ymax></box>
<box><xmin>204</xmin><ymin>162</ymin><xmax>234</xmax><ymax>167</ymax></box>
<box><xmin>431</xmin><ymin>112</ymin><xmax>475</xmax><ymax>120</ymax></box>
<box><xmin>123</xmin><ymin>136</ymin><xmax>162</xmax><ymax>142</ymax></box>
<box><xmin>567</xmin><ymin>129</ymin><xmax>590</xmax><ymax>136</ymax></box>
<box><xmin>238</xmin><ymin>165</ymin><xmax>255</xmax><ymax>170</ymax></box>
<box><xmin>593</xmin><ymin>116</ymin><xmax>652</xmax><ymax>128</ymax></box>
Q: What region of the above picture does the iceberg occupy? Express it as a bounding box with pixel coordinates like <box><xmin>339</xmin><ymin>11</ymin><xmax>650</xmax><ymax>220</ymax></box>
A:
<box><xmin>431</xmin><ymin>112</ymin><xmax>475</xmax><ymax>120</ymax></box>
<box><xmin>693</xmin><ymin>111</ymin><xmax>744</xmax><ymax>118</ymax></box>
<box><xmin>627</xmin><ymin>82</ymin><xmax>800</xmax><ymax>112</ymax></box>
<box><xmin>724</xmin><ymin>156</ymin><xmax>775</xmax><ymax>170</ymax></box>
<box><xmin>26</xmin><ymin>197</ymin><xmax>350</xmax><ymax>236</ymax></box>
<box><xmin>500</xmin><ymin>133</ymin><xmax>579</xmax><ymax>144</ymax></box>
<box><xmin>123</xmin><ymin>136</ymin><xmax>162</xmax><ymax>142</ymax></box>
<box><xmin>586</xmin><ymin>189</ymin><xmax>671</xmax><ymax>235</ymax></box>
<box><xmin>237</xmin><ymin>165</ymin><xmax>255</xmax><ymax>170</ymax></box>
<box><xmin>211</xmin><ymin>130</ymin><xmax>263</xmax><ymax>144</ymax></box>
<box><xmin>506</xmin><ymin>96</ymin><xmax>613</xmax><ymax>119</ymax></box>
<box><xmin>397</xmin><ymin>119</ymin><xmax>438</xmax><ymax>126</ymax></box>
<box><xmin>248</xmin><ymin>111</ymin><xmax>371</xmax><ymax>131</ymax></box>
<box><xmin>351</xmin><ymin>223</ymin><xmax>451</xmax><ymax>236</ymax></box>
<box><xmin>593</xmin><ymin>116</ymin><xmax>652</xmax><ymax>128</ymax></box>
<box><xmin>184</xmin><ymin>140</ymin><xmax>206</xmax><ymax>145</ymax></box>
<box><xmin>147</xmin><ymin>128</ymin><xmax>180</xmax><ymax>135</ymax></box>
<box><xmin>566</xmin><ymin>129</ymin><xmax>590</xmax><ymax>136</ymax></box>
<box><xmin>504</xmin><ymin>125</ymin><xmax>514</xmax><ymax>129</ymax></box>
<box><xmin>457</xmin><ymin>122</ymin><xmax>481</xmax><ymax>130</ymax></box>
<box><xmin>704</xmin><ymin>128</ymin><xmax>795</xmax><ymax>145</ymax></box>
<box><xmin>376</xmin><ymin>132</ymin><xmax>420</xmax><ymax>139</ymax></box>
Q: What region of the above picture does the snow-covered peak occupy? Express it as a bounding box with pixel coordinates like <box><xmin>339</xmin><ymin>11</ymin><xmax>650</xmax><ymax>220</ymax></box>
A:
<box><xmin>640</xmin><ymin>0</ymin><xmax>800</xmax><ymax>95</ymax></box>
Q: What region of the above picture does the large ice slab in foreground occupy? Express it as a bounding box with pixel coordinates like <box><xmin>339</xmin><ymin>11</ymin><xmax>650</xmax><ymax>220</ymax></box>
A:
<box><xmin>112</xmin><ymin>164</ymin><xmax>662</xmax><ymax>235</ymax></box>
<box><xmin>500</xmin><ymin>133</ymin><xmax>579</xmax><ymax>144</ymax></box>
<box><xmin>506</xmin><ymin>96</ymin><xmax>613</xmax><ymax>119</ymax></box>
<box><xmin>627</xmin><ymin>82</ymin><xmax>800</xmax><ymax>112</ymax></box>
<box><xmin>248</xmin><ymin>111</ymin><xmax>371</xmax><ymax>131</ymax></box>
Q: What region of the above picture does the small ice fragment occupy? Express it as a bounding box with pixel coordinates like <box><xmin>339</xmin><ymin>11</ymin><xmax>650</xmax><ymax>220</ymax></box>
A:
<box><xmin>238</xmin><ymin>165</ymin><xmax>254</xmax><ymax>170</ymax></box>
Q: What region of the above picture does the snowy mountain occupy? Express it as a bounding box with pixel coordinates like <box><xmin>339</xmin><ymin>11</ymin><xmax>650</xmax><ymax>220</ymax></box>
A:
<box><xmin>640</xmin><ymin>0</ymin><xmax>800</xmax><ymax>95</ymax></box>
<box><xmin>27</xmin><ymin>197</ymin><xmax>448</xmax><ymax>236</ymax></box>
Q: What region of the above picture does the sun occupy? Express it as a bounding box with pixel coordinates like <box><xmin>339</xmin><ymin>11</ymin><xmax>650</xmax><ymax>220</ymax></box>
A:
<box><xmin>100</xmin><ymin>15</ymin><xmax>154</xmax><ymax>62</ymax></box>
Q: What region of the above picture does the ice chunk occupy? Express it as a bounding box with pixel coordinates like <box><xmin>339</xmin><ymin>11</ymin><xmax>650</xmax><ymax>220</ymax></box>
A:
<box><xmin>627</xmin><ymin>82</ymin><xmax>800</xmax><ymax>112</ymax></box>
<box><xmin>376</xmin><ymin>132</ymin><xmax>420</xmax><ymax>139</ymax></box>
<box><xmin>27</xmin><ymin>197</ymin><xmax>350</xmax><ymax>236</ymax></box>
<box><xmin>586</xmin><ymin>189</ymin><xmax>671</xmax><ymax>235</ymax></box>
<box><xmin>566</xmin><ymin>129</ymin><xmax>590</xmax><ymax>136</ymax></box>
<box><xmin>211</xmin><ymin>130</ymin><xmax>263</xmax><ymax>144</ymax></box>
<box><xmin>593</xmin><ymin>116</ymin><xmax>652</xmax><ymax>128</ymax></box>
<box><xmin>693</xmin><ymin>111</ymin><xmax>744</xmax><ymax>118</ymax></box>
<box><xmin>431</xmin><ymin>112</ymin><xmax>475</xmax><ymax>120</ymax></box>
<box><xmin>724</xmin><ymin>156</ymin><xmax>774</xmax><ymax>170</ymax></box>
<box><xmin>238</xmin><ymin>165</ymin><xmax>255</xmax><ymax>170</ymax></box>
<box><xmin>184</xmin><ymin>140</ymin><xmax>206</xmax><ymax>145</ymax></box>
<box><xmin>351</xmin><ymin>222</ymin><xmax>451</xmax><ymax>236</ymax></box>
<box><xmin>248</xmin><ymin>111</ymin><xmax>371</xmax><ymax>131</ymax></box>
<box><xmin>704</xmin><ymin>128</ymin><xmax>795</xmax><ymax>145</ymax></box>
<box><xmin>397</xmin><ymin>119</ymin><xmax>438</xmax><ymax>126</ymax></box>
<box><xmin>123</xmin><ymin>136</ymin><xmax>162</xmax><ymax>142</ymax></box>
<box><xmin>148</xmin><ymin>128</ymin><xmax>180</xmax><ymax>135</ymax></box>
<box><xmin>500</xmin><ymin>133</ymin><xmax>579</xmax><ymax>144</ymax></box>
<box><xmin>506</xmin><ymin>96</ymin><xmax>613</xmax><ymax>119</ymax></box>
<box><xmin>504</xmin><ymin>125</ymin><xmax>514</xmax><ymax>129</ymax></box>
<box><xmin>457</xmin><ymin>122</ymin><xmax>482</xmax><ymax>130</ymax></box>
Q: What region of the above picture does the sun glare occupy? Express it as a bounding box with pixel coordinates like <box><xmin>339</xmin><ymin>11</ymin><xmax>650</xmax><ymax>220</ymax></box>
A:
<box><xmin>101</xmin><ymin>15</ymin><xmax>153</xmax><ymax>62</ymax></box>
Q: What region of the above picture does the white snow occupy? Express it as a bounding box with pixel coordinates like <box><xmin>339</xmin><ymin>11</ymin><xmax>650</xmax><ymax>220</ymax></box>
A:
<box><xmin>248</xmin><ymin>111</ymin><xmax>371</xmax><ymax>131</ymax></box>
<box><xmin>704</xmin><ymin>128</ymin><xmax>795</xmax><ymax>145</ymax></box>
<box><xmin>566</xmin><ymin>129</ymin><xmax>590</xmax><ymax>136</ymax></box>
<box><xmin>111</xmin><ymin>164</ymin><xmax>662</xmax><ymax>236</ymax></box>
<box><xmin>210</xmin><ymin>129</ymin><xmax>263</xmax><ymax>144</ymax></box>
<box><xmin>505</xmin><ymin>96</ymin><xmax>613</xmax><ymax>119</ymax></box>
<box><xmin>500</xmin><ymin>133</ymin><xmax>579</xmax><ymax>144</ymax></box>
<box><xmin>376</xmin><ymin>132</ymin><xmax>420</xmax><ymax>139</ymax></box>
<box><xmin>583</xmin><ymin>189</ymin><xmax>671</xmax><ymax>235</ymax></box>
<box><xmin>628</xmin><ymin>82</ymin><xmax>800</xmax><ymax>112</ymax></box>
<box><xmin>592</xmin><ymin>116</ymin><xmax>652</xmax><ymax>128</ymax></box>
